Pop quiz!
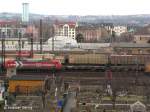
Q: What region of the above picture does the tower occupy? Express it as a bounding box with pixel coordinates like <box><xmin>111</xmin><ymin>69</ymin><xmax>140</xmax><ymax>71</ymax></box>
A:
<box><xmin>22</xmin><ymin>3</ymin><xmax>29</xmax><ymax>22</ymax></box>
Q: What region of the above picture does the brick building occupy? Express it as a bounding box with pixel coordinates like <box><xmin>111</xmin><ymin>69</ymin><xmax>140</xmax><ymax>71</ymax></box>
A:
<box><xmin>100</xmin><ymin>23</ymin><xmax>114</xmax><ymax>35</ymax></box>
<box><xmin>76</xmin><ymin>26</ymin><xmax>109</xmax><ymax>42</ymax></box>
<box><xmin>25</xmin><ymin>25</ymin><xmax>39</xmax><ymax>41</ymax></box>
<box><xmin>112</xmin><ymin>43</ymin><xmax>150</xmax><ymax>54</ymax></box>
<box><xmin>134</xmin><ymin>25</ymin><xmax>150</xmax><ymax>43</ymax></box>
<box><xmin>79</xmin><ymin>22</ymin><xmax>114</xmax><ymax>35</ymax></box>
<box><xmin>0</xmin><ymin>20</ymin><xmax>26</xmax><ymax>38</ymax></box>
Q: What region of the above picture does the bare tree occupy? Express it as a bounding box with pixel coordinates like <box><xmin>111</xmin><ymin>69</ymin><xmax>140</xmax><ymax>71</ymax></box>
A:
<box><xmin>110</xmin><ymin>86</ymin><xmax>118</xmax><ymax>109</ymax></box>
<box><xmin>110</xmin><ymin>78</ymin><xmax>126</xmax><ymax>109</ymax></box>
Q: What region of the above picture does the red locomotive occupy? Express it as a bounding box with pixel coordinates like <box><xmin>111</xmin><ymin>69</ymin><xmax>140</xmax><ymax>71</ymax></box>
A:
<box><xmin>5</xmin><ymin>59</ymin><xmax>62</xmax><ymax>70</ymax></box>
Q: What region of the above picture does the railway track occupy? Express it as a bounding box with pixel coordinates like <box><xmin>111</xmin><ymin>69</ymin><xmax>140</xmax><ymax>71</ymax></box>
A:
<box><xmin>15</xmin><ymin>70</ymin><xmax>139</xmax><ymax>76</ymax></box>
<box><xmin>57</xmin><ymin>71</ymin><xmax>145</xmax><ymax>77</ymax></box>
<box><xmin>15</xmin><ymin>71</ymin><xmax>146</xmax><ymax>77</ymax></box>
<box><xmin>63</xmin><ymin>65</ymin><xmax>145</xmax><ymax>72</ymax></box>
<box><xmin>15</xmin><ymin>64</ymin><xmax>145</xmax><ymax>74</ymax></box>
<box><xmin>15</xmin><ymin>71</ymin><xmax>150</xmax><ymax>84</ymax></box>
<box><xmin>1</xmin><ymin>69</ymin><xmax>148</xmax><ymax>80</ymax></box>
<box><xmin>1</xmin><ymin>70</ymin><xmax>150</xmax><ymax>86</ymax></box>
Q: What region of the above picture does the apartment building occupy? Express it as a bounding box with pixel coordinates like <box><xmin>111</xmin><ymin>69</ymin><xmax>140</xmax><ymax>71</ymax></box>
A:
<box><xmin>113</xmin><ymin>26</ymin><xmax>127</xmax><ymax>36</ymax></box>
<box><xmin>53</xmin><ymin>21</ymin><xmax>78</xmax><ymax>39</ymax></box>
<box><xmin>76</xmin><ymin>26</ymin><xmax>109</xmax><ymax>42</ymax></box>
<box><xmin>0</xmin><ymin>20</ymin><xmax>26</xmax><ymax>38</ymax></box>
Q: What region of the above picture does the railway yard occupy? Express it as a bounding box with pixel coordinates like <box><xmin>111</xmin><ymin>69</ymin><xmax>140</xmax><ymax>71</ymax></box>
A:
<box><xmin>0</xmin><ymin>52</ymin><xmax>150</xmax><ymax>112</ymax></box>
<box><xmin>0</xmin><ymin>71</ymin><xmax>150</xmax><ymax>112</ymax></box>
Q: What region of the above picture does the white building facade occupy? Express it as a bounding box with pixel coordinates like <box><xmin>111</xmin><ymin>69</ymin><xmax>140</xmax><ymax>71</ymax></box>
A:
<box><xmin>54</xmin><ymin>21</ymin><xmax>77</xmax><ymax>39</ymax></box>
<box><xmin>113</xmin><ymin>26</ymin><xmax>127</xmax><ymax>36</ymax></box>
<box><xmin>0</xmin><ymin>21</ymin><xmax>26</xmax><ymax>38</ymax></box>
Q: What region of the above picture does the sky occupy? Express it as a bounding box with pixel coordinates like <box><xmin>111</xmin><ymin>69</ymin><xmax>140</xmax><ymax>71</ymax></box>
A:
<box><xmin>0</xmin><ymin>0</ymin><xmax>150</xmax><ymax>15</ymax></box>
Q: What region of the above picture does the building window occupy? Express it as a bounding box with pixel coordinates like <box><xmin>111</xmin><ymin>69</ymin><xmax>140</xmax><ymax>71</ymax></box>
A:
<box><xmin>64</xmin><ymin>26</ymin><xmax>68</xmax><ymax>36</ymax></box>
<box><xmin>7</xmin><ymin>29</ymin><xmax>11</xmax><ymax>38</ymax></box>
<box><xmin>128</xmin><ymin>50</ymin><xmax>132</xmax><ymax>54</ymax></box>
<box><xmin>0</xmin><ymin>29</ymin><xmax>1</xmax><ymax>38</ymax></box>
<box><xmin>22</xmin><ymin>41</ymin><xmax>24</xmax><ymax>48</ymax></box>
<box><xmin>138</xmin><ymin>49</ymin><xmax>142</xmax><ymax>54</ymax></box>
<box><xmin>147</xmin><ymin>49</ymin><xmax>150</xmax><ymax>53</ymax></box>
<box><xmin>5</xmin><ymin>41</ymin><xmax>8</xmax><ymax>45</ymax></box>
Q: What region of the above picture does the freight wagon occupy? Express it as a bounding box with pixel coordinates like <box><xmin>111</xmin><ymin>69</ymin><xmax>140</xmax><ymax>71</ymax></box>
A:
<box><xmin>62</xmin><ymin>53</ymin><xmax>150</xmax><ymax>66</ymax></box>
<box><xmin>67</xmin><ymin>54</ymin><xmax>109</xmax><ymax>65</ymax></box>
<box><xmin>110</xmin><ymin>54</ymin><xmax>150</xmax><ymax>65</ymax></box>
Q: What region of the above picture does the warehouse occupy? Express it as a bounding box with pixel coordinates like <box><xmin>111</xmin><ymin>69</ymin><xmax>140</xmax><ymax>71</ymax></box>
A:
<box><xmin>112</xmin><ymin>43</ymin><xmax>150</xmax><ymax>54</ymax></box>
<box><xmin>0</xmin><ymin>38</ymin><xmax>28</xmax><ymax>50</ymax></box>
<box><xmin>8</xmin><ymin>75</ymin><xmax>49</xmax><ymax>95</ymax></box>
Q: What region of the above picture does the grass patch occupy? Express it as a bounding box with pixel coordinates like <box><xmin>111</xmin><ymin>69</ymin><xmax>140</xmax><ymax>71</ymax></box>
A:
<box><xmin>0</xmin><ymin>101</ymin><xmax>4</xmax><ymax>111</ymax></box>
<box><xmin>102</xmin><ymin>95</ymin><xmax>144</xmax><ymax>102</ymax></box>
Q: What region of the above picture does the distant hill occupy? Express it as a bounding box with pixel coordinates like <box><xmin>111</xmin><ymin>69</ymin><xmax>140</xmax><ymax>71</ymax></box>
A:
<box><xmin>0</xmin><ymin>12</ymin><xmax>150</xmax><ymax>26</ymax></box>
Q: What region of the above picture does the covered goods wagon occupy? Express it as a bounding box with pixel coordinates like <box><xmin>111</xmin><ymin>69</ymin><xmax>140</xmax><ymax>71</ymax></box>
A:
<box><xmin>68</xmin><ymin>54</ymin><xmax>109</xmax><ymax>65</ymax></box>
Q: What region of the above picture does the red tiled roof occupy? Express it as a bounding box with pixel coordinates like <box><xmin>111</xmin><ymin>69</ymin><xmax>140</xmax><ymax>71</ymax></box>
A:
<box><xmin>0</xmin><ymin>20</ymin><xmax>17</xmax><ymax>25</ymax></box>
<box><xmin>54</xmin><ymin>20</ymin><xmax>76</xmax><ymax>28</ymax></box>
<box><xmin>134</xmin><ymin>25</ymin><xmax>150</xmax><ymax>35</ymax></box>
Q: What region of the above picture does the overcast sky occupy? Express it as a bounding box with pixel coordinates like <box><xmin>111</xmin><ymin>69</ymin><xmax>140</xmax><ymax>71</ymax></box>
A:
<box><xmin>0</xmin><ymin>0</ymin><xmax>150</xmax><ymax>15</ymax></box>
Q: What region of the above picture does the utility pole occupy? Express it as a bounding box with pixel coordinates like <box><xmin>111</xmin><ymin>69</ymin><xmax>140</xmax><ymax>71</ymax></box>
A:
<box><xmin>30</xmin><ymin>38</ymin><xmax>33</xmax><ymax>58</ymax></box>
<box><xmin>52</xmin><ymin>24</ymin><xmax>55</xmax><ymax>52</ymax></box>
<box><xmin>105</xmin><ymin>55</ymin><xmax>112</xmax><ymax>95</ymax></box>
<box><xmin>18</xmin><ymin>32</ymin><xmax>22</xmax><ymax>60</ymax></box>
<box><xmin>40</xmin><ymin>19</ymin><xmax>43</xmax><ymax>54</ymax></box>
<box><xmin>1</xmin><ymin>32</ymin><xmax>5</xmax><ymax>73</ymax></box>
<box><xmin>4</xmin><ymin>78</ymin><xmax>9</xmax><ymax>107</ymax></box>
<box><xmin>135</xmin><ymin>56</ymin><xmax>139</xmax><ymax>95</ymax></box>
